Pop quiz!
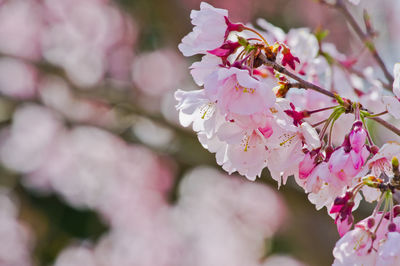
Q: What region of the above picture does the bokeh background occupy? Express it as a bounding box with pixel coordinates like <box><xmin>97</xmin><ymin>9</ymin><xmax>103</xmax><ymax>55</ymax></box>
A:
<box><xmin>0</xmin><ymin>0</ymin><xmax>399</xmax><ymax>265</ymax></box>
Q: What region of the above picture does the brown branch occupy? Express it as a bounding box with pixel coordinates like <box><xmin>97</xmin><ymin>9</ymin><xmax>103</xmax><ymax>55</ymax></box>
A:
<box><xmin>259</xmin><ymin>53</ymin><xmax>400</xmax><ymax>137</ymax></box>
<box><xmin>369</xmin><ymin>117</ymin><xmax>400</xmax><ymax>136</ymax></box>
<box><xmin>259</xmin><ymin>53</ymin><xmax>336</xmax><ymax>98</ymax></box>
<box><xmin>288</xmin><ymin>82</ymin><xmax>303</xmax><ymax>88</ymax></box>
<box><xmin>332</xmin><ymin>0</ymin><xmax>394</xmax><ymax>85</ymax></box>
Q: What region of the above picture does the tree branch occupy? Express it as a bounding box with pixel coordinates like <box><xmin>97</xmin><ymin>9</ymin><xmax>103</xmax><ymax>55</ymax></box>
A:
<box><xmin>259</xmin><ymin>53</ymin><xmax>336</xmax><ymax>98</ymax></box>
<box><xmin>369</xmin><ymin>117</ymin><xmax>400</xmax><ymax>136</ymax></box>
<box><xmin>259</xmin><ymin>53</ymin><xmax>400</xmax><ymax>137</ymax></box>
<box><xmin>331</xmin><ymin>0</ymin><xmax>394</xmax><ymax>85</ymax></box>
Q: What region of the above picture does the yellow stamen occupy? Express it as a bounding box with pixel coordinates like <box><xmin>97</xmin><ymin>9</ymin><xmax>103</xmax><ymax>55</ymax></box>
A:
<box><xmin>279</xmin><ymin>134</ymin><xmax>296</xmax><ymax>147</ymax></box>
<box><xmin>235</xmin><ymin>85</ymin><xmax>255</xmax><ymax>94</ymax></box>
<box><xmin>244</xmin><ymin>135</ymin><xmax>251</xmax><ymax>152</ymax></box>
<box><xmin>269</xmin><ymin>107</ymin><xmax>278</xmax><ymax>114</ymax></box>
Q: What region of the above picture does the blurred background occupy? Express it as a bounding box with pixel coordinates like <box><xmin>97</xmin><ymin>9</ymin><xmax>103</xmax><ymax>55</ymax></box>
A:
<box><xmin>0</xmin><ymin>0</ymin><xmax>399</xmax><ymax>265</ymax></box>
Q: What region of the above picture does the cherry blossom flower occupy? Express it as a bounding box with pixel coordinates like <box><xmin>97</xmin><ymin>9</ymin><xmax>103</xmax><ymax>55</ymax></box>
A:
<box><xmin>178</xmin><ymin>2</ymin><xmax>244</xmax><ymax>57</ymax></box>
<box><xmin>333</xmin><ymin>212</ymin><xmax>400</xmax><ymax>266</ymax></box>
<box><xmin>175</xmin><ymin>89</ymin><xmax>220</xmax><ymax>136</ymax></box>
<box><xmin>204</xmin><ymin>66</ymin><xmax>276</xmax><ymax>116</ymax></box>
<box><xmin>190</xmin><ymin>54</ymin><xmax>221</xmax><ymax>86</ymax></box>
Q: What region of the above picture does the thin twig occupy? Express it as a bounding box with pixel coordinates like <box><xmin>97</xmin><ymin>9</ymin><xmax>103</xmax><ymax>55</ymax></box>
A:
<box><xmin>369</xmin><ymin>117</ymin><xmax>400</xmax><ymax>136</ymax></box>
<box><xmin>259</xmin><ymin>52</ymin><xmax>400</xmax><ymax>137</ymax></box>
<box><xmin>333</xmin><ymin>0</ymin><xmax>394</xmax><ymax>85</ymax></box>
<box><xmin>259</xmin><ymin>53</ymin><xmax>336</xmax><ymax>98</ymax></box>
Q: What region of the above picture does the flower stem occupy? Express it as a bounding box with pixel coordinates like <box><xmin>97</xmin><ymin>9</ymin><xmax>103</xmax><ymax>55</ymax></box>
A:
<box><xmin>259</xmin><ymin>53</ymin><xmax>336</xmax><ymax>98</ymax></box>
<box><xmin>307</xmin><ymin>106</ymin><xmax>338</xmax><ymax>115</ymax></box>
<box><xmin>243</xmin><ymin>27</ymin><xmax>270</xmax><ymax>46</ymax></box>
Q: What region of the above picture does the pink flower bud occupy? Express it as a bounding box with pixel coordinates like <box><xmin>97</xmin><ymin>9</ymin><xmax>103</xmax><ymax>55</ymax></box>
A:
<box><xmin>349</xmin><ymin>121</ymin><xmax>367</xmax><ymax>153</ymax></box>
<box><xmin>388</xmin><ymin>223</ymin><xmax>397</xmax><ymax>232</ymax></box>
<box><xmin>367</xmin><ymin>218</ymin><xmax>375</xmax><ymax>229</ymax></box>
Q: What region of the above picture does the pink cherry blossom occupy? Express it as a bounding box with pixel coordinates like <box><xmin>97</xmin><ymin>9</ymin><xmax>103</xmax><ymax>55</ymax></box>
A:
<box><xmin>204</xmin><ymin>66</ymin><xmax>276</xmax><ymax>116</ymax></box>
<box><xmin>266</xmin><ymin>118</ymin><xmax>321</xmax><ymax>186</ymax></box>
<box><xmin>178</xmin><ymin>2</ymin><xmax>229</xmax><ymax>57</ymax></box>
<box><xmin>332</xmin><ymin>227</ymin><xmax>377</xmax><ymax>266</ymax></box>
<box><xmin>0</xmin><ymin>190</ymin><xmax>34</xmax><ymax>266</ymax></box>
<box><xmin>175</xmin><ymin>89</ymin><xmax>219</xmax><ymax>136</ymax></box>
<box><xmin>190</xmin><ymin>54</ymin><xmax>221</xmax><ymax>86</ymax></box>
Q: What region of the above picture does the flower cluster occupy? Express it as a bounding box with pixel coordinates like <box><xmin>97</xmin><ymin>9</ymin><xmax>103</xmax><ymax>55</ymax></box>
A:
<box><xmin>176</xmin><ymin>2</ymin><xmax>320</xmax><ymax>181</ymax></box>
<box><xmin>176</xmin><ymin>2</ymin><xmax>400</xmax><ymax>265</ymax></box>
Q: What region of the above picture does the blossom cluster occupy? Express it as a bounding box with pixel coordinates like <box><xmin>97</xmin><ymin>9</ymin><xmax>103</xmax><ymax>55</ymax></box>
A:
<box><xmin>176</xmin><ymin>1</ymin><xmax>400</xmax><ymax>265</ymax></box>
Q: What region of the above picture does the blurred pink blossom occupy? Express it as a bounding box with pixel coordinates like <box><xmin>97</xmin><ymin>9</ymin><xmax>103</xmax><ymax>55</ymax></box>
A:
<box><xmin>54</xmin><ymin>245</ymin><xmax>97</xmax><ymax>266</ymax></box>
<box><xmin>0</xmin><ymin>58</ymin><xmax>37</xmax><ymax>99</ymax></box>
<box><xmin>0</xmin><ymin>0</ymin><xmax>43</xmax><ymax>60</ymax></box>
<box><xmin>39</xmin><ymin>76</ymin><xmax>118</xmax><ymax>128</ymax></box>
<box><xmin>42</xmin><ymin>0</ymin><xmax>137</xmax><ymax>87</ymax></box>
<box><xmin>0</xmin><ymin>189</ymin><xmax>34</xmax><ymax>266</ymax></box>
<box><xmin>0</xmin><ymin>104</ymin><xmax>63</xmax><ymax>174</ymax></box>
<box><xmin>132</xmin><ymin>49</ymin><xmax>186</xmax><ymax>97</ymax></box>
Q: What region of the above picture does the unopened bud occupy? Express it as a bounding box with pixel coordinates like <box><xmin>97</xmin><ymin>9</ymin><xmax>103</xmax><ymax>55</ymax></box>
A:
<box><xmin>325</xmin><ymin>146</ymin><xmax>334</xmax><ymax>160</ymax></box>
<box><xmin>392</xmin><ymin>156</ymin><xmax>399</xmax><ymax>169</ymax></box>
<box><xmin>388</xmin><ymin>223</ymin><xmax>397</xmax><ymax>232</ymax></box>
<box><xmin>367</xmin><ymin>218</ymin><xmax>375</xmax><ymax>229</ymax></box>
<box><xmin>393</xmin><ymin>206</ymin><xmax>400</xmax><ymax>217</ymax></box>
<box><xmin>370</xmin><ymin>145</ymin><xmax>379</xmax><ymax>155</ymax></box>
<box><xmin>274</xmin><ymin>85</ymin><xmax>289</xmax><ymax>98</ymax></box>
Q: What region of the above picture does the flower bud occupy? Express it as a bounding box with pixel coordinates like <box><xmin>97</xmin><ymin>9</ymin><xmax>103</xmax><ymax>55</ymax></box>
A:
<box><xmin>367</xmin><ymin>218</ymin><xmax>375</xmax><ymax>229</ymax></box>
<box><xmin>393</xmin><ymin>205</ymin><xmax>400</xmax><ymax>217</ymax></box>
<box><xmin>349</xmin><ymin>120</ymin><xmax>367</xmax><ymax>153</ymax></box>
<box><xmin>392</xmin><ymin>156</ymin><xmax>399</xmax><ymax>169</ymax></box>
<box><xmin>370</xmin><ymin>145</ymin><xmax>379</xmax><ymax>155</ymax></box>
<box><xmin>388</xmin><ymin>222</ymin><xmax>397</xmax><ymax>232</ymax></box>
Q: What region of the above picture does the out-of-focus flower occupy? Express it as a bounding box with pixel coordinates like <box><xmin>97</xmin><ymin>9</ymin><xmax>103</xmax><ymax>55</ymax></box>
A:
<box><xmin>0</xmin><ymin>58</ymin><xmax>37</xmax><ymax>99</ymax></box>
<box><xmin>132</xmin><ymin>49</ymin><xmax>185</xmax><ymax>97</ymax></box>
<box><xmin>262</xmin><ymin>255</ymin><xmax>305</xmax><ymax>266</ymax></box>
<box><xmin>0</xmin><ymin>104</ymin><xmax>63</xmax><ymax>175</ymax></box>
<box><xmin>173</xmin><ymin>167</ymin><xmax>287</xmax><ymax>266</ymax></box>
<box><xmin>0</xmin><ymin>189</ymin><xmax>33</xmax><ymax>266</ymax></box>
<box><xmin>39</xmin><ymin>76</ymin><xmax>118</xmax><ymax>128</ymax></box>
<box><xmin>42</xmin><ymin>0</ymin><xmax>136</xmax><ymax>87</ymax></box>
<box><xmin>0</xmin><ymin>0</ymin><xmax>43</xmax><ymax>60</ymax></box>
<box><xmin>54</xmin><ymin>246</ymin><xmax>97</xmax><ymax>266</ymax></box>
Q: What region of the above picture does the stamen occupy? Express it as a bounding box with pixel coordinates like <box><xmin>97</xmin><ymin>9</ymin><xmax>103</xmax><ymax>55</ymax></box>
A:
<box><xmin>243</xmin><ymin>135</ymin><xmax>250</xmax><ymax>152</ymax></box>
<box><xmin>200</xmin><ymin>103</ymin><xmax>215</xmax><ymax>119</ymax></box>
<box><xmin>279</xmin><ymin>134</ymin><xmax>297</xmax><ymax>147</ymax></box>
<box><xmin>235</xmin><ymin>84</ymin><xmax>255</xmax><ymax>94</ymax></box>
